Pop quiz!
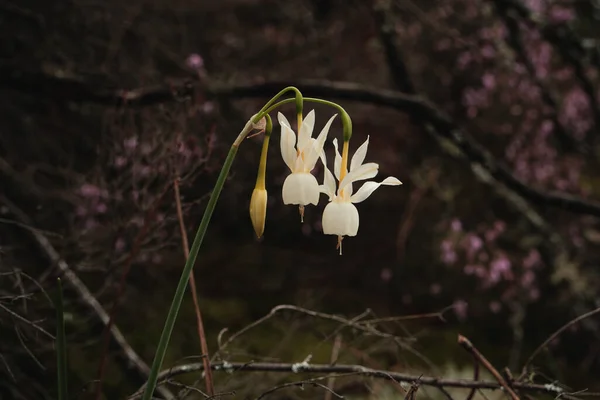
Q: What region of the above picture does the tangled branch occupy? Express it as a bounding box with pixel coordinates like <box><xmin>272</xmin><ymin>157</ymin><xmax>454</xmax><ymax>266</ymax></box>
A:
<box><xmin>129</xmin><ymin>360</ymin><xmax>597</xmax><ymax>400</ymax></box>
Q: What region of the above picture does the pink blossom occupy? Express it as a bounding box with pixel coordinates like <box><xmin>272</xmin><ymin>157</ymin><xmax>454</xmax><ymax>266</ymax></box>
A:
<box><xmin>186</xmin><ymin>53</ymin><xmax>204</xmax><ymax>70</ymax></box>
<box><xmin>124</xmin><ymin>137</ymin><xmax>138</xmax><ymax>150</ymax></box>
<box><xmin>489</xmin><ymin>301</ymin><xmax>502</xmax><ymax>313</ymax></box>
<box><xmin>80</xmin><ymin>183</ymin><xmax>101</xmax><ymax>198</ymax></box>
<box><xmin>453</xmin><ymin>299</ymin><xmax>468</xmax><ymax>321</ymax></box>
<box><xmin>450</xmin><ymin>219</ymin><xmax>462</xmax><ymax>232</ymax></box>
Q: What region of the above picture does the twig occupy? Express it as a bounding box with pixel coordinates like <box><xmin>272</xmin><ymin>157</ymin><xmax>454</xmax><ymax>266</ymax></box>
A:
<box><xmin>465</xmin><ymin>351</ymin><xmax>480</xmax><ymax>400</ymax></box>
<box><xmin>0</xmin><ymin>301</ymin><xmax>54</xmax><ymax>339</ymax></box>
<box><xmin>216</xmin><ymin>304</ymin><xmax>437</xmax><ymax>373</ymax></box>
<box><xmin>129</xmin><ymin>361</ymin><xmax>597</xmax><ymax>399</ymax></box>
<box><xmin>173</xmin><ymin>178</ymin><xmax>215</xmax><ymax>396</ymax></box>
<box><xmin>0</xmin><ymin>196</ymin><xmax>174</xmax><ymax>400</ymax></box>
<box><xmin>256</xmin><ymin>377</ymin><xmax>345</xmax><ymax>400</ymax></box>
<box><xmin>458</xmin><ymin>335</ymin><xmax>520</xmax><ymax>400</ymax></box>
<box><xmin>53</xmin><ymin>279</ymin><xmax>68</xmax><ymax>400</ymax></box>
<box><xmin>521</xmin><ymin>306</ymin><xmax>600</xmax><ymax>376</ymax></box>
<box><xmin>324</xmin><ymin>335</ymin><xmax>342</xmax><ymax>400</ymax></box>
<box><xmin>217</xmin><ymin>304</ymin><xmax>407</xmax><ymax>355</ymax></box>
<box><xmin>94</xmin><ymin>183</ymin><xmax>172</xmax><ymax>400</ymax></box>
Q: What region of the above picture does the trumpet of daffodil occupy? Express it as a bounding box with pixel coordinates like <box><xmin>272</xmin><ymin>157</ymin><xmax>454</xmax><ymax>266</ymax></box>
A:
<box><xmin>278</xmin><ymin>110</ymin><xmax>337</xmax><ymax>221</ymax></box>
<box><xmin>320</xmin><ymin>136</ymin><xmax>402</xmax><ymax>254</ymax></box>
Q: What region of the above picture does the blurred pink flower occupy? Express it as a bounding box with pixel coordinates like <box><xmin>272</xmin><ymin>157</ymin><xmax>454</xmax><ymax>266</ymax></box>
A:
<box><xmin>186</xmin><ymin>53</ymin><xmax>204</xmax><ymax>70</ymax></box>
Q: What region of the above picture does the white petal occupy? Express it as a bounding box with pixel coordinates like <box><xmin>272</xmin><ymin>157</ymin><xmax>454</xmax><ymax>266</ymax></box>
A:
<box><xmin>333</xmin><ymin>138</ymin><xmax>343</xmax><ymax>181</ymax></box>
<box><xmin>294</xmin><ymin>153</ymin><xmax>304</xmax><ymax>172</ymax></box>
<box><xmin>322</xmin><ymin>201</ymin><xmax>359</xmax><ymax>237</ymax></box>
<box><xmin>277</xmin><ymin>112</ymin><xmax>292</xmax><ymax>129</ymax></box>
<box><xmin>350</xmin><ymin>136</ymin><xmax>370</xmax><ymax>172</ymax></box>
<box><xmin>319</xmin><ymin>150</ymin><xmax>336</xmax><ymax>200</ymax></box>
<box><xmin>339</xmin><ymin>162</ymin><xmax>379</xmax><ymax>193</ymax></box>
<box><xmin>297</xmin><ymin>110</ymin><xmax>315</xmax><ymax>152</ymax></box>
<box><xmin>304</xmin><ymin>114</ymin><xmax>337</xmax><ymax>170</ymax></box>
<box><xmin>350</xmin><ymin>177</ymin><xmax>402</xmax><ymax>204</ymax></box>
<box><xmin>282</xmin><ymin>173</ymin><xmax>321</xmax><ymax>206</ymax></box>
<box><xmin>278</xmin><ymin>112</ymin><xmax>296</xmax><ymax>171</ymax></box>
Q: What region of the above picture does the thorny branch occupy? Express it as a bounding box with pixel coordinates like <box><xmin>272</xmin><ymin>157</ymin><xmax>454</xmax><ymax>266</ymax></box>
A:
<box><xmin>0</xmin><ymin>196</ymin><xmax>175</xmax><ymax>400</ymax></box>
<box><xmin>129</xmin><ymin>361</ymin><xmax>598</xmax><ymax>400</ymax></box>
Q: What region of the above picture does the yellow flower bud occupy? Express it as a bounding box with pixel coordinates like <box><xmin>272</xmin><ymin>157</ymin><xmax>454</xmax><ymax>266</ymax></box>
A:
<box><xmin>249</xmin><ymin>187</ymin><xmax>267</xmax><ymax>238</ymax></box>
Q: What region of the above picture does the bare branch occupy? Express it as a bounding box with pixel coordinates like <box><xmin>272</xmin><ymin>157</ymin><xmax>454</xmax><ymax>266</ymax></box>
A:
<box><xmin>521</xmin><ymin>306</ymin><xmax>600</xmax><ymax>376</ymax></box>
<box><xmin>0</xmin><ymin>196</ymin><xmax>174</xmax><ymax>400</ymax></box>
<box><xmin>130</xmin><ymin>361</ymin><xmax>596</xmax><ymax>399</ymax></box>
<box><xmin>458</xmin><ymin>335</ymin><xmax>520</xmax><ymax>400</ymax></box>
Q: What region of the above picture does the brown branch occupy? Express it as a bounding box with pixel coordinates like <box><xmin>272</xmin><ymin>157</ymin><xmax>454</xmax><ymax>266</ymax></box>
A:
<box><xmin>521</xmin><ymin>306</ymin><xmax>600</xmax><ymax>376</ymax></box>
<box><xmin>465</xmin><ymin>351</ymin><xmax>480</xmax><ymax>400</ymax></box>
<box><xmin>0</xmin><ymin>196</ymin><xmax>174</xmax><ymax>400</ymax></box>
<box><xmin>458</xmin><ymin>335</ymin><xmax>520</xmax><ymax>400</ymax></box>
<box><xmin>129</xmin><ymin>361</ymin><xmax>596</xmax><ymax>400</ymax></box>
<box><xmin>173</xmin><ymin>178</ymin><xmax>214</xmax><ymax>397</ymax></box>
<box><xmin>213</xmin><ymin>80</ymin><xmax>600</xmax><ymax>220</ymax></box>
<box><xmin>324</xmin><ymin>335</ymin><xmax>342</xmax><ymax>400</ymax></box>
<box><xmin>94</xmin><ymin>182</ymin><xmax>172</xmax><ymax>399</ymax></box>
<box><xmin>3</xmin><ymin>66</ymin><xmax>600</xmax><ymax>219</ymax></box>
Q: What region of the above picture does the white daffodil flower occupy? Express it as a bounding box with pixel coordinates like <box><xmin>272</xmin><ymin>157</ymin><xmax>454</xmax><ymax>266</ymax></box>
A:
<box><xmin>278</xmin><ymin>110</ymin><xmax>337</xmax><ymax>221</ymax></box>
<box><xmin>320</xmin><ymin>136</ymin><xmax>402</xmax><ymax>254</ymax></box>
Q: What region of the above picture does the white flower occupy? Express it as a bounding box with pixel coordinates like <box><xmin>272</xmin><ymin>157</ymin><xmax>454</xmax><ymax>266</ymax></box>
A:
<box><xmin>278</xmin><ymin>110</ymin><xmax>337</xmax><ymax>220</ymax></box>
<box><xmin>320</xmin><ymin>136</ymin><xmax>402</xmax><ymax>254</ymax></box>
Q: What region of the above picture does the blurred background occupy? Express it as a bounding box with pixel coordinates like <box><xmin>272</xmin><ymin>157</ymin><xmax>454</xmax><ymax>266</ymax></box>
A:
<box><xmin>1</xmin><ymin>0</ymin><xmax>600</xmax><ymax>399</ymax></box>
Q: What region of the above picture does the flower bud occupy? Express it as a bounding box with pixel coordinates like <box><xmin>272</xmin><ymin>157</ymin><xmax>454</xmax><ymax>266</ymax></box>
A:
<box><xmin>249</xmin><ymin>188</ymin><xmax>268</xmax><ymax>238</ymax></box>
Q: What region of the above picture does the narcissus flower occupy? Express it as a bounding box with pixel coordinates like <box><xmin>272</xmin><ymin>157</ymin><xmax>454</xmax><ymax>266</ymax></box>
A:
<box><xmin>278</xmin><ymin>110</ymin><xmax>337</xmax><ymax>220</ymax></box>
<box><xmin>320</xmin><ymin>136</ymin><xmax>402</xmax><ymax>254</ymax></box>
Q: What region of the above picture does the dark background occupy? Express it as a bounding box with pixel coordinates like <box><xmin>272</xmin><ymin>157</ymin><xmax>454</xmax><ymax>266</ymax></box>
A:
<box><xmin>1</xmin><ymin>0</ymin><xmax>600</xmax><ymax>399</ymax></box>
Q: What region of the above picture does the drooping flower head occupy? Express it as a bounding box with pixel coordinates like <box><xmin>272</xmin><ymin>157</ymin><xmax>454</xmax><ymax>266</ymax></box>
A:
<box><xmin>278</xmin><ymin>110</ymin><xmax>337</xmax><ymax>221</ymax></box>
<box><xmin>320</xmin><ymin>136</ymin><xmax>402</xmax><ymax>254</ymax></box>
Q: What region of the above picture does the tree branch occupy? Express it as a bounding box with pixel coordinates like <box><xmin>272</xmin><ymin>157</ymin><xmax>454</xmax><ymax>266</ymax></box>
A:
<box><xmin>0</xmin><ymin>196</ymin><xmax>174</xmax><ymax>400</ymax></box>
<box><xmin>3</xmin><ymin>66</ymin><xmax>600</xmax><ymax>219</ymax></box>
<box><xmin>129</xmin><ymin>361</ymin><xmax>594</xmax><ymax>400</ymax></box>
<box><xmin>492</xmin><ymin>0</ymin><xmax>600</xmax><ymax>139</ymax></box>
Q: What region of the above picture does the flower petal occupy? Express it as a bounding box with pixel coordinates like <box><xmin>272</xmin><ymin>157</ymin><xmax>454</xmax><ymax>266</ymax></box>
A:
<box><xmin>322</xmin><ymin>201</ymin><xmax>359</xmax><ymax>237</ymax></box>
<box><xmin>297</xmin><ymin>110</ymin><xmax>315</xmax><ymax>152</ymax></box>
<box><xmin>304</xmin><ymin>114</ymin><xmax>337</xmax><ymax>170</ymax></box>
<box><xmin>350</xmin><ymin>136</ymin><xmax>369</xmax><ymax>172</ymax></box>
<box><xmin>319</xmin><ymin>150</ymin><xmax>337</xmax><ymax>200</ymax></box>
<box><xmin>278</xmin><ymin>112</ymin><xmax>296</xmax><ymax>171</ymax></box>
<box><xmin>339</xmin><ymin>162</ymin><xmax>379</xmax><ymax>192</ymax></box>
<box><xmin>282</xmin><ymin>173</ymin><xmax>320</xmax><ymax>206</ymax></box>
<box><xmin>333</xmin><ymin>138</ymin><xmax>343</xmax><ymax>181</ymax></box>
<box><xmin>350</xmin><ymin>177</ymin><xmax>402</xmax><ymax>204</ymax></box>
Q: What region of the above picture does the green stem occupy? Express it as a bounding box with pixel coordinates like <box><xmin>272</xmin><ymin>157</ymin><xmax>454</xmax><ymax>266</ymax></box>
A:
<box><xmin>256</xmin><ymin>86</ymin><xmax>302</xmax><ymax>116</ymax></box>
<box><xmin>259</xmin><ymin>97</ymin><xmax>353</xmax><ymax>140</ymax></box>
<box><xmin>54</xmin><ymin>278</ymin><xmax>68</xmax><ymax>400</ymax></box>
<box><xmin>142</xmin><ymin>90</ymin><xmax>349</xmax><ymax>399</ymax></box>
<box><xmin>141</xmin><ymin>120</ymin><xmax>255</xmax><ymax>400</ymax></box>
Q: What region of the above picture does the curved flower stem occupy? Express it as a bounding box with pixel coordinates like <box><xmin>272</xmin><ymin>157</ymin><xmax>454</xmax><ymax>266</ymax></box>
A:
<box><xmin>141</xmin><ymin>118</ymin><xmax>257</xmax><ymax>400</ymax></box>
<box><xmin>262</xmin><ymin>97</ymin><xmax>352</xmax><ymax>141</ymax></box>
<box><xmin>142</xmin><ymin>90</ymin><xmax>348</xmax><ymax>399</ymax></box>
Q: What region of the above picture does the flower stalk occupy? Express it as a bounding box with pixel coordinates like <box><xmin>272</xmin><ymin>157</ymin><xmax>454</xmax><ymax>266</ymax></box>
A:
<box><xmin>141</xmin><ymin>89</ymin><xmax>300</xmax><ymax>400</ymax></box>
